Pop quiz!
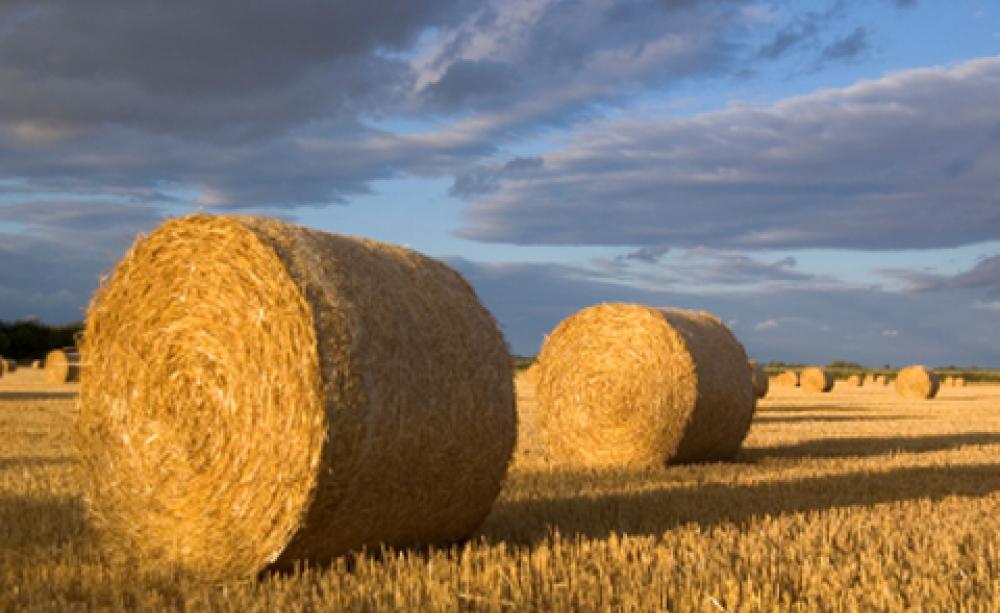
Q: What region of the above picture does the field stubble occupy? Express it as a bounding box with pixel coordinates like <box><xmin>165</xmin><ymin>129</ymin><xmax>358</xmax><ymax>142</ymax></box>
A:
<box><xmin>2</xmin><ymin>371</ymin><xmax>1000</xmax><ymax>610</ymax></box>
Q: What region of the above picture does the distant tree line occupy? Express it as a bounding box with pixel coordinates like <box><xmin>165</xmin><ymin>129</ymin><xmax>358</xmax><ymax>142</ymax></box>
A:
<box><xmin>0</xmin><ymin>320</ymin><xmax>83</xmax><ymax>361</ymax></box>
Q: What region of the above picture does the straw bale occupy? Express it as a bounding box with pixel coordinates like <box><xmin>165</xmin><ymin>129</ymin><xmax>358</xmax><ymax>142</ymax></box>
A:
<box><xmin>864</xmin><ymin>373</ymin><xmax>877</xmax><ymax>385</ymax></box>
<box><xmin>845</xmin><ymin>374</ymin><xmax>862</xmax><ymax>387</ymax></box>
<box><xmin>531</xmin><ymin>304</ymin><xmax>754</xmax><ymax>467</ymax></box>
<box><xmin>748</xmin><ymin>359</ymin><xmax>768</xmax><ymax>399</ymax></box>
<box><xmin>773</xmin><ymin>369</ymin><xmax>799</xmax><ymax>387</ymax></box>
<box><xmin>894</xmin><ymin>365</ymin><xmax>939</xmax><ymax>399</ymax></box>
<box><xmin>943</xmin><ymin>375</ymin><xmax>956</xmax><ymax>387</ymax></box>
<box><xmin>30</xmin><ymin>359</ymin><xmax>41</xmax><ymax>369</ymax></box>
<box><xmin>76</xmin><ymin>214</ymin><xmax>515</xmax><ymax>581</ymax></box>
<box><xmin>44</xmin><ymin>349</ymin><xmax>80</xmax><ymax>383</ymax></box>
<box><xmin>0</xmin><ymin>358</ymin><xmax>14</xmax><ymax>377</ymax></box>
<box><xmin>800</xmin><ymin>366</ymin><xmax>834</xmax><ymax>392</ymax></box>
<box><xmin>954</xmin><ymin>376</ymin><xmax>966</xmax><ymax>387</ymax></box>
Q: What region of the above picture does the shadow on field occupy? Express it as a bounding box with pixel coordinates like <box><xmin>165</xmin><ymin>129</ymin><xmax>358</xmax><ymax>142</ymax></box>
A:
<box><xmin>482</xmin><ymin>462</ymin><xmax>1000</xmax><ymax>546</ymax></box>
<box><xmin>740</xmin><ymin>431</ymin><xmax>1000</xmax><ymax>461</ymax></box>
<box><xmin>752</xmin><ymin>414</ymin><xmax>917</xmax><ymax>425</ymax></box>
<box><xmin>0</xmin><ymin>456</ymin><xmax>76</xmax><ymax>470</ymax></box>
<box><xmin>0</xmin><ymin>495</ymin><xmax>88</xmax><ymax>551</ymax></box>
<box><xmin>0</xmin><ymin>390</ymin><xmax>78</xmax><ymax>401</ymax></box>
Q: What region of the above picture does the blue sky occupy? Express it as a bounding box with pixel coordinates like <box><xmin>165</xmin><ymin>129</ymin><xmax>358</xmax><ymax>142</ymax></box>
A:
<box><xmin>1</xmin><ymin>1</ymin><xmax>999</xmax><ymax>366</ymax></box>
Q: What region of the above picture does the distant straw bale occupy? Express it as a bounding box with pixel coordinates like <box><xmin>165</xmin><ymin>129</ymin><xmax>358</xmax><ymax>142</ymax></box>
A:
<box><xmin>895</xmin><ymin>365</ymin><xmax>939</xmax><ymax>399</ymax></box>
<box><xmin>44</xmin><ymin>349</ymin><xmax>80</xmax><ymax>383</ymax></box>
<box><xmin>954</xmin><ymin>376</ymin><xmax>966</xmax><ymax>387</ymax></box>
<box><xmin>774</xmin><ymin>370</ymin><xmax>799</xmax><ymax>387</ymax></box>
<box><xmin>845</xmin><ymin>374</ymin><xmax>862</xmax><ymax>387</ymax></box>
<box><xmin>531</xmin><ymin>304</ymin><xmax>754</xmax><ymax>468</ymax></box>
<box><xmin>76</xmin><ymin>214</ymin><xmax>515</xmax><ymax>581</ymax></box>
<box><xmin>800</xmin><ymin>366</ymin><xmax>834</xmax><ymax>392</ymax></box>
<box><xmin>864</xmin><ymin>373</ymin><xmax>877</xmax><ymax>385</ymax></box>
<box><xmin>30</xmin><ymin>359</ymin><xmax>41</xmax><ymax>369</ymax></box>
<box><xmin>748</xmin><ymin>360</ymin><xmax>769</xmax><ymax>399</ymax></box>
<box><xmin>0</xmin><ymin>358</ymin><xmax>14</xmax><ymax>377</ymax></box>
<box><xmin>944</xmin><ymin>375</ymin><xmax>956</xmax><ymax>387</ymax></box>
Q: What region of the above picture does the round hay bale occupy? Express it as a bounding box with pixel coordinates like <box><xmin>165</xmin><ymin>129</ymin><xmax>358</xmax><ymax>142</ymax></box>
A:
<box><xmin>748</xmin><ymin>359</ymin><xmax>768</xmax><ymax>399</ymax></box>
<box><xmin>76</xmin><ymin>214</ymin><xmax>515</xmax><ymax>581</ymax></box>
<box><xmin>44</xmin><ymin>349</ymin><xmax>80</xmax><ymax>383</ymax></box>
<box><xmin>864</xmin><ymin>373</ymin><xmax>877</xmax><ymax>386</ymax></box>
<box><xmin>845</xmin><ymin>374</ymin><xmax>862</xmax><ymax>387</ymax></box>
<box><xmin>0</xmin><ymin>358</ymin><xmax>17</xmax><ymax>377</ymax></box>
<box><xmin>895</xmin><ymin>365</ymin><xmax>939</xmax><ymax>399</ymax></box>
<box><xmin>30</xmin><ymin>359</ymin><xmax>41</xmax><ymax>369</ymax></box>
<box><xmin>531</xmin><ymin>303</ymin><xmax>754</xmax><ymax>467</ymax></box>
<box><xmin>944</xmin><ymin>375</ymin><xmax>956</xmax><ymax>387</ymax></box>
<box><xmin>774</xmin><ymin>369</ymin><xmax>799</xmax><ymax>387</ymax></box>
<box><xmin>800</xmin><ymin>366</ymin><xmax>834</xmax><ymax>392</ymax></box>
<box><xmin>955</xmin><ymin>376</ymin><xmax>966</xmax><ymax>387</ymax></box>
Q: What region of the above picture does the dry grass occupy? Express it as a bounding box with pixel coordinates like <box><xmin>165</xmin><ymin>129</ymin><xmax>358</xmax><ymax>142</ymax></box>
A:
<box><xmin>4</xmin><ymin>370</ymin><xmax>1000</xmax><ymax>609</ymax></box>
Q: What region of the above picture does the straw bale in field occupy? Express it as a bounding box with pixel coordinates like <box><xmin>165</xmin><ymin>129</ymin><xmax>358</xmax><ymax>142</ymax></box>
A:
<box><xmin>954</xmin><ymin>376</ymin><xmax>966</xmax><ymax>387</ymax></box>
<box><xmin>864</xmin><ymin>373</ymin><xmax>877</xmax><ymax>385</ymax></box>
<box><xmin>748</xmin><ymin>360</ymin><xmax>768</xmax><ymax>399</ymax></box>
<box><xmin>76</xmin><ymin>214</ymin><xmax>516</xmax><ymax>581</ymax></box>
<box><xmin>30</xmin><ymin>359</ymin><xmax>41</xmax><ymax>369</ymax></box>
<box><xmin>0</xmin><ymin>357</ymin><xmax>14</xmax><ymax>377</ymax></box>
<box><xmin>531</xmin><ymin>303</ymin><xmax>754</xmax><ymax>467</ymax></box>
<box><xmin>944</xmin><ymin>375</ymin><xmax>956</xmax><ymax>387</ymax></box>
<box><xmin>774</xmin><ymin>370</ymin><xmax>799</xmax><ymax>387</ymax></box>
<box><xmin>800</xmin><ymin>366</ymin><xmax>834</xmax><ymax>392</ymax></box>
<box><xmin>44</xmin><ymin>349</ymin><xmax>80</xmax><ymax>383</ymax></box>
<box><xmin>895</xmin><ymin>365</ymin><xmax>939</xmax><ymax>399</ymax></box>
<box><xmin>845</xmin><ymin>374</ymin><xmax>862</xmax><ymax>387</ymax></box>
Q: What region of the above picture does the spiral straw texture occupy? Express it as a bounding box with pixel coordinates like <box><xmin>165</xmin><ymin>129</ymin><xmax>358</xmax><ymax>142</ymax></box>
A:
<box><xmin>44</xmin><ymin>349</ymin><xmax>80</xmax><ymax>383</ymax></box>
<box><xmin>748</xmin><ymin>360</ymin><xmax>769</xmax><ymax>399</ymax></box>
<box><xmin>77</xmin><ymin>214</ymin><xmax>515</xmax><ymax>581</ymax></box>
<box><xmin>530</xmin><ymin>304</ymin><xmax>754</xmax><ymax>468</ymax></box>
<box><xmin>895</xmin><ymin>365</ymin><xmax>939</xmax><ymax>399</ymax></box>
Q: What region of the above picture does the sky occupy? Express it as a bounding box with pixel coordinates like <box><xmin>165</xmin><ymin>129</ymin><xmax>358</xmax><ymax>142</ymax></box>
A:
<box><xmin>1</xmin><ymin>0</ymin><xmax>999</xmax><ymax>366</ymax></box>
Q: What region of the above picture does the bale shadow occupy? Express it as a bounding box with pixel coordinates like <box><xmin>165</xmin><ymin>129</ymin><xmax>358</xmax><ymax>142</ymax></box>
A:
<box><xmin>0</xmin><ymin>495</ymin><xmax>89</xmax><ymax>552</ymax></box>
<box><xmin>740</xmin><ymin>431</ymin><xmax>1000</xmax><ymax>461</ymax></box>
<box><xmin>0</xmin><ymin>456</ymin><xmax>76</xmax><ymax>470</ymax></box>
<box><xmin>752</xmin><ymin>414</ymin><xmax>916</xmax><ymax>425</ymax></box>
<box><xmin>482</xmin><ymin>462</ymin><xmax>1000</xmax><ymax>546</ymax></box>
<box><xmin>0</xmin><ymin>390</ymin><xmax>78</xmax><ymax>401</ymax></box>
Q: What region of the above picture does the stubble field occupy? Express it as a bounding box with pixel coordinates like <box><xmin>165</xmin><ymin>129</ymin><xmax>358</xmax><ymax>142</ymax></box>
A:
<box><xmin>2</xmin><ymin>368</ymin><xmax>1000</xmax><ymax>611</ymax></box>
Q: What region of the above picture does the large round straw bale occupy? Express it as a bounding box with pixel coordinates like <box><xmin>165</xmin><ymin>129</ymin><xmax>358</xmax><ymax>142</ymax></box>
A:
<box><xmin>895</xmin><ymin>365</ymin><xmax>939</xmax><ymax>399</ymax></box>
<box><xmin>44</xmin><ymin>349</ymin><xmax>80</xmax><ymax>383</ymax></box>
<box><xmin>845</xmin><ymin>374</ymin><xmax>862</xmax><ymax>387</ymax></box>
<box><xmin>774</xmin><ymin>369</ymin><xmax>799</xmax><ymax>387</ymax></box>
<box><xmin>76</xmin><ymin>214</ymin><xmax>515</xmax><ymax>581</ymax></box>
<box><xmin>800</xmin><ymin>366</ymin><xmax>834</xmax><ymax>392</ymax></box>
<box><xmin>748</xmin><ymin>359</ymin><xmax>768</xmax><ymax>399</ymax></box>
<box><xmin>531</xmin><ymin>304</ymin><xmax>754</xmax><ymax>467</ymax></box>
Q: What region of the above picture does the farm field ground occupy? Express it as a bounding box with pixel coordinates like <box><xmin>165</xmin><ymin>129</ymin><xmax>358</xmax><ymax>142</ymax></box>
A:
<box><xmin>2</xmin><ymin>370</ymin><xmax>1000</xmax><ymax>610</ymax></box>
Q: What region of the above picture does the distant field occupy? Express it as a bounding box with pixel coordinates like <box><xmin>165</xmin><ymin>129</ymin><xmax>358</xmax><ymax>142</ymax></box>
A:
<box><xmin>3</xmin><ymin>370</ymin><xmax>1000</xmax><ymax>609</ymax></box>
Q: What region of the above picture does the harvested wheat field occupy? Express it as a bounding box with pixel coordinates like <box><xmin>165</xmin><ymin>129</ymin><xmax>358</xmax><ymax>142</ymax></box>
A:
<box><xmin>4</xmin><ymin>368</ymin><xmax>1000</xmax><ymax>609</ymax></box>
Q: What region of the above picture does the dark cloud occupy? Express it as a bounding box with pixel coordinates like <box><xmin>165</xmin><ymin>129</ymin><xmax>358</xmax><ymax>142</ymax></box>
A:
<box><xmin>0</xmin><ymin>201</ymin><xmax>165</xmax><ymax>322</ymax></box>
<box><xmin>820</xmin><ymin>27</ymin><xmax>868</xmax><ymax>62</ymax></box>
<box><xmin>660</xmin><ymin>250</ymin><xmax>815</xmax><ymax>285</ymax></box>
<box><xmin>449</xmin><ymin>156</ymin><xmax>544</xmax><ymax>198</ymax></box>
<box><xmin>461</xmin><ymin>57</ymin><xmax>1000</xmax><ymax>250</ymax></box>
<box><xmin>619</xmin><ymin>245</ymin><xmax>671</xmax><ymax>264</ymax></box>
<box><xmin>449</xmin><ymin>258</ymin><xmax>1000</xmax><ymax>365</ymax></box>
<box><xmin>757</xmin><ymin>2</ymin><xmax>846</xmax><ymax>60</ymax></box>
<box><xmin>888</xmin><ymin>254</ymin><xmax>1000</xmax><ymax>295</ymax></box>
